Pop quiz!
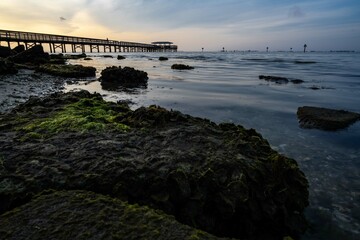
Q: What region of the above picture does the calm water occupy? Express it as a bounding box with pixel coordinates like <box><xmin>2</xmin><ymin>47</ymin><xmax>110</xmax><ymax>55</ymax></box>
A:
<box><xmin>66</xmin><ymin>51</ymin><xmax>360</xmax><ymax>239</ymax></box>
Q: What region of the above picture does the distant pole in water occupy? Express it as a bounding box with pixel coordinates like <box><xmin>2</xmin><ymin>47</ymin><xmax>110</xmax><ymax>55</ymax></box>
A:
<box><xmin>290</xmin><ymin>47</ymin><xmax>293</xmax><ymax>52</ymax></box>
<box><xmin>202</xmin><ymin>47</ymin><xmax>204</xmax><ymax>52</ymax></box>
<box><xmin>222</xmin><ymin>47</ymin><xmax>225</xmax><ymax>52</ymax></box>
<box><xmin>266</xmin><ymin>47</ymin><xmax>269</xmax><ymax>52</ymax></box>
<box><xmin>304</xmin><ymin>44</ymin><xmax>307</xmax><ymax>53</ymax></box>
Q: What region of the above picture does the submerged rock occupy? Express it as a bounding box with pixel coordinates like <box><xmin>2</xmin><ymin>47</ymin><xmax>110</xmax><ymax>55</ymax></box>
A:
<box><xmin>259</xmin><ymin>75</ymin><xmax>289</xmax><ymax>84</ymax></box>
<box><xmin>100</xmin><ymin>66</ymin><xmax>148</xmax><ymax>89</ymax></box>
<box><xmin>0</xmin><ymin>190</ymin><xmax>228</xmax><ymax>240</ymax></box>
<box><xmin>9</xmin><ymin>45</ymin><xmax>50</xmax><ymax>65</ymax></box>
<box><xmin>171</xmin><ymin>64</ymin><xmax>194</xmax><ymax>70</ymax></box>
<box><xmin>0</xmin><ymin>91</ymin><xmax>309</xmax><ymax>240</ymax></box>
<box><xmin>36</xmin><ymin>64</ymin><xmax>96</xmax><ymax>78</ymax></box>
<box><xmin>297</xmin><ymin>106</ymin><xmax>360</xmax><ymax>131</ymax></box>
<box><xmin>117</xmin><ymin>55</ymin><xmax>126</xmax><ymax>60</ymax></box>
<box><xmin>0</xmin><ymin>59</ymin><xmax>18</xmax><ymax>75</ymax></box>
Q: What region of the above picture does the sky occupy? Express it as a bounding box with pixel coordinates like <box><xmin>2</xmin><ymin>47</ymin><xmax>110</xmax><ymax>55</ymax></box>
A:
<box><xmin>0</xmin><ymin>0</ymin><xmax>359</xmax><ymax>51</ymax></box>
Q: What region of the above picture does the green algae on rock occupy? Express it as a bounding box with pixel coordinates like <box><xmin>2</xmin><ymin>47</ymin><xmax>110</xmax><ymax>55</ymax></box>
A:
<box><xmin>0</xmin><ymin>91</ymin><xmax>309</xmax><ymax>240</ymax></box>
<box><xmin>36</xmin><ymin>64</ymin><xmax>96</xmax><ymax>78</ymax></box>
<box><xmin>0</xmin><ymin>190</ymin><xmax>229</xmax><ymax>240</ymax></box>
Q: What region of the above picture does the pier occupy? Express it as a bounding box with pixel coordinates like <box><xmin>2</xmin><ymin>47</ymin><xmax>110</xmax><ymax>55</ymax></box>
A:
<box><xmin>0</xmin><ymin>29</ymin><xmax>177</xmax><ymax>53</ymax></box>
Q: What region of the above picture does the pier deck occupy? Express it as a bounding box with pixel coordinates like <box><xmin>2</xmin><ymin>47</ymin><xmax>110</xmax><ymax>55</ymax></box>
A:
<box><xmin>0</xmin><ymin>29</ymin><xmax>177</xmax><ymax>53</ymax></box>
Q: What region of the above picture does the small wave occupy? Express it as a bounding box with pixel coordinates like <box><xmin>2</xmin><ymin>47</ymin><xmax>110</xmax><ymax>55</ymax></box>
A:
<box><xmin>242</xmin><ymin>58</ymin><xmax>285</xmax><ymax>63</ymax></box>
<box><xmin>294</xmin><ymin>60</ymin><xmax>317</xmax><ymax>64</ymax></box>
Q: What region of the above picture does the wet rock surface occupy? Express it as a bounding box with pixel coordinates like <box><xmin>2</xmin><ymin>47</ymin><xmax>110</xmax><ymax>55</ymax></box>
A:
<box><xmin>0</xmin><ymin>69</ymin><xmax>66</xmax><ymax>113</ymax></box>
<box><xmin>159</xmin><ymin>57</ymin><xmax>168</xmax><ymax>61</ymax></box>
<box><xmin>0</xmin><ymin>90</ymin><xmax>309</xmax><ymax>240</ymax></box>
<box><xmin>36</xmin><ymin>64</ymin><xmax>96</xmax><ymax>78</ymax></box>
<box><xmin>0</xmin><ymin>46</ymin><xmax>12</xmax><ymax>58</ymax></box>
<box><xmin>100</xmin><ymin>66</ymin><xmax>148</xmax><ymax>90</ymax></box>
<box><xmin>297</xmin><ymin>106</ymin><xmax>360</xmax><ymax>131</ymax></box>
<box><xmin>117</xmin><ymin>55</ymin><xmax>126</xmax><ymax>60</ymax></box>
<box><xmin>171</xmin><ymin>64</ymin><xmax>194</xmax><ymax>70</ymax></box>
<box><xmin>259</xmin><ymin>75</ymin><xmax>305</xmax><ymax>84</ymax></box>
<box><xmin>0</xmin><ymin>190</ymin><xmax>229</xmax><ymax>240</ymax></box>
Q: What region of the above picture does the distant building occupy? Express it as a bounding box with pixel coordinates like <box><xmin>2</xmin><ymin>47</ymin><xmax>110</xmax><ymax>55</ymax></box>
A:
<box><xmin>151</xmin><ymin>41</ymin><xmax>178</xmax><ymax>52</ymax></box>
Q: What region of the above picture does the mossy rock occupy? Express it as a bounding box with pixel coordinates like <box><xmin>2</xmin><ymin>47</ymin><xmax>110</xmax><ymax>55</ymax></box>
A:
<box><xmin>297</xmin><ymin>106</ymin><xmax>360</xmax><ymax>130</ymax></box>
<box><xmin>0</xmin><ymin>190</ymin><xmax>229</xmax><ymax>240</ymax></box>
<box><xmin>100</xmin><ymin>66</ymin><xmax>148</xmax><ymax>89</ymax></box>
<box><xmin>171</xmin><ymin>64</ymin><xmax>194</xmax><ymax>70</ymax></box>
<box><xmin>36</xmin><ymin>64</ymin><xmax>96</xmax><ymax>78</ymax></box>
<box><xmin>0</xmin><ymin>91</ymin><xmax>309</xmax><ymax>239</ymax></box>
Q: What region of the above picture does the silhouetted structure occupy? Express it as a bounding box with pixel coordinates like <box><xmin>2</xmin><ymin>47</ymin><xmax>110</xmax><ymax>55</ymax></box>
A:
<box><xmin>266</xmin><ymin>47</ymin><xmax>269</xmax><ymax>52</ymax></box>
<box><xmin>0</xmin><ymin>29</ymin><xmax>177</xmax><ymax>53</ymax></box>
<box><xmin>304</xmin><ymin>44</ymin><xmax>307</xmax><ymax>53</ymax></box>
<box><xmin>151</xmin><ymin>41</ymin><xmax>178</xmax><ymax>52</ymax></box>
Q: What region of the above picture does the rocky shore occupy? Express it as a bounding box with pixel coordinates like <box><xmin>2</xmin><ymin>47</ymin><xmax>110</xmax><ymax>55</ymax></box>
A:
<box><xmin>0</xmin><ymin>45</ymin><xmax>314</xmax><ymax>239</ymax></box>
<box><xmin>0</xmin><ymin>90</ymin><xmax>309</xmax><ymax>240</ymax></box>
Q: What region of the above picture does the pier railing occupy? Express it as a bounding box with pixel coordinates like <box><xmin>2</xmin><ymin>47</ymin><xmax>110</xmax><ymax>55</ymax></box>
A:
<box><xmin>0</xmin><ymin>29</ymin><xmax>177</xmax><ymax>53</ymax></box>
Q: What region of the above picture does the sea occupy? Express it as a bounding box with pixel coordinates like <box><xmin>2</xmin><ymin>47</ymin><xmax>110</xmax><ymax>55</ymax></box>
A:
<box><xmin>65</xmin><ymin>51</ymin><xmax>360</xmax><ymax>240</ymax></box>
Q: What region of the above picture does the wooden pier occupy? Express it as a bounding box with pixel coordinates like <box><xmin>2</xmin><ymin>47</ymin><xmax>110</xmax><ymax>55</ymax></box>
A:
<box><xmin>0</xmin><ymin>29</ymin><xmax>177</xmax><ymax>53</ymax></box>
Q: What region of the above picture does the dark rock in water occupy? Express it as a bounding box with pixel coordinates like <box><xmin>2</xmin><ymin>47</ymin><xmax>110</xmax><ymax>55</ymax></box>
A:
<box><xmin>36</xmin><ymin>64</ymin><xmax>96</xmax><ymax>78</ymax></box>
<box><xmin>0</xmin><ymin>91</ymin><xmax>309</xmax><ymax>240</ymax></box>
<box><xmin>297</xmin><ymin>106</ymin><xmax>360</xmax><ymax>131</ymax></box>
<box><xmin>0</xmin><ymin>59</ymin><xmax>18</xmax><ymax>75</ymax></box>
<box><xmin>49</xmin><ymin>54</ymin><xmax>67</xmax><ymax>64</ymax></box>
<box><xmin>102</xmin><ymin>55</ymin><xmax>113</xmax><ymax>58</ymax></box>
<box><xmin>159</xmin><ymin>57</ymin><xmax>168</xmax><ymax>61</ymax></box>
<box><xmin>0</xmin><ymin>46</ymin><xmax>12</xmax><ymax>58</ymax></box>
<box><xmin>9</xmin><ymin>45</ymin><xmax>49</xmax><ymax>65</ymax></box>
<box><xmin>291</xmin><ymin>79</ymin><xmax>305</xmax><ymax>84</ymax></box>
<box><xmin>100</xmin><ymin>66</ymin><xmax>148</xmax><ymax>89</ymax></box>
<box><xmin>12</xmin><ymin>45</ymin><xmax>25</xmax><ymax>54</ymax></box>
<box><xmin>171</xmin><ymin>64</ymin><xmax>194</xmax><ymax>70</ymax></box>
<box><xmin>259</xmin><ymin>75</ymin><xmax>289</xmax><ymax>84</ymax></box>
<box><xmin>63</xmin><ymin>53</ymin><xmax>87</xmax><ymax>59</ymax></box>
<box><xmin>117</xmin><ymin>55</ymin><xmax>126</xmax><ymax>60</ymax></box>
<box><xmin>84</xmin><ymin>57</ymin><xmax>93</xmax><ymax>61</ymax></box>
<box><xmin>0</xmin><ymin>190</ymin><xmax>228</xmax><ymax>240</ymax></box>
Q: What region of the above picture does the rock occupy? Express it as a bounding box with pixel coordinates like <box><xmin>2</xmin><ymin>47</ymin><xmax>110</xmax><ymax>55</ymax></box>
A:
<box><xmin>102</xmin><ymin>55</ymin><xmax>113</xmax><ymax>58</ymax></box>
<box><xmin>171</xmin><ymin>64</ymin><xmax>194</xmax><ymax>70</ymax></box>
<box><xmin>297</xmin><ymin>106</ymin><xmax>360</xmax><ymax>131</ymax></box>
<box><xmin>0</xmin><ymin>91</ymin><xmax>309</xmax><ymax>240</ymax></box>
<box><xmin>0</xmin><ymin>190</ymin><xmax>229</xmax><ymax>240</ymax></box>
<box><xmin>0</xmin><ymin>46</ymin><xmax>12</xmax><ymax>58</ymax></box>
<box><xmin>259</xmin><ymin>75</ymin><xmax>289</xmax><ymax>84</ymax></box>
<box><xmin>290</xmin><ymin>79</ymin><xmax>305</xmax><ymax>84</ymax></box>
<box><xmin>63</xmin><ymin>53</ymin><xmax>87</xmax><ymax>59</ymax></box>
<box><xmin>0</xmin><ymin>59</ymin><xmax>18</xmax><ymax>75</ymax></box>
<box><xmin>36</xmin><ymin>64</ymin><xmax>96</xmax><ymax>78</ymax></box>
<box><xmin>9</xmin><ymin>45</ymin><xmax>50</xmax><ymax>65</ymax></box>
<box><xmin>117</xmin><ymin>55</ymin><xmax>126</xmax><ymax>60</ymax></box>
<box><xmin>84</xmin><ymin>57</ymin><xmax>93</xmax><ymax>61</ymax></box>
<box><xmin>12</xmin><ymin>45</ymin><xmax>25</xmax><ymax>54</ymax></box>
<box><xmin>159</xmin><ymin>57</ymin><xmax>168</xmax><ymax>61</ymax></box>
<box><xmin>100</xmin><ymin>66</ymin><xmax>148</xmax><ymax>89</ymax></box>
